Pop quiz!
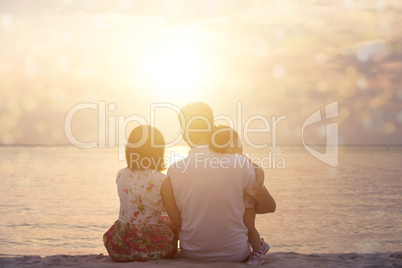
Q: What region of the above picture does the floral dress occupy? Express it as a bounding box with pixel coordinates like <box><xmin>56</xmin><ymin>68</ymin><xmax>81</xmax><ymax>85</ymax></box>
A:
<box><xmin>103</xmin><ymin>168</ymin><xmax>178</xmax><ymax>262</ymax></box>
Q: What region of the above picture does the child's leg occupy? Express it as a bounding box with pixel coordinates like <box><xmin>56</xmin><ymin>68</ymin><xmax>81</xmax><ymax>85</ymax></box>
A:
<box><xmin>243</xmin><ymin>207</ymin><xmax>261</xmax><ymax>251</ymax></box>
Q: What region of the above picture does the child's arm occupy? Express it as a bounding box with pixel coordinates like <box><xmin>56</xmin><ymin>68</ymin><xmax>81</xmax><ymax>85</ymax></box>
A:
<box><xmin>248</xmin><ymin>160</ymin><xmax>264</xmax><ymax>200</ymax></box>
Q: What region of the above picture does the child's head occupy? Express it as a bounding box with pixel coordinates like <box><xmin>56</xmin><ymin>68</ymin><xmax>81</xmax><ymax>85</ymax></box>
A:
<box><xmin>209</xmin><ymin>125</ymin><xmax>243</xmax><ymax>154</ymax></box>
<box><xmin>125</xmin><ymin>125</ymin><xmax>166</xmax><ymax>171</ymax></box>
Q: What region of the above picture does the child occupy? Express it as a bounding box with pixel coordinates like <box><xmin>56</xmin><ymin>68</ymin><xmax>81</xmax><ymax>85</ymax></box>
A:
<box><xmin>210</xmin><ymin>125</ymin><xmax>270</xmax><ymax>266</ymax></box>
<box><xmin>103</xmin><ymin>125</ymin><xmax>178</xmax><ymax>262</ymax></box>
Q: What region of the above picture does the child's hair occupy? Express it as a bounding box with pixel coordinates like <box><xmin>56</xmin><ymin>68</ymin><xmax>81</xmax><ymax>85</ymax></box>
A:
<box><xmin>125</xmin><ymin>125</ymin><xmax>166</xmax><ymax>171</ymax></box>
<box><xmin>209</xmin><ymin>125</ymin><xmax>242</xmax><ymax>153</ymax></box>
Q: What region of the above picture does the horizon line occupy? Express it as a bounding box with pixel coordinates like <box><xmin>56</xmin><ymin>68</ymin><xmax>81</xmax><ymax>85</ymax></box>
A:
<box><xmin>1</xmin><ymin>143</ymin><xmax>401</xmax><ymax>147</ymax></box>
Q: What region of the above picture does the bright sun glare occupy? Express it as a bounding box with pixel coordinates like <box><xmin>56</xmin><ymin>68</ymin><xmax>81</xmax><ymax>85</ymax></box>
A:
<box><xmin>131</xmin><ymin>29</ymin><xmax>213</xmax><ymax>100</ymax></box>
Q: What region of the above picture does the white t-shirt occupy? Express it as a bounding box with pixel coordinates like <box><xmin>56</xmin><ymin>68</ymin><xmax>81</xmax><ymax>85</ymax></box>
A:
<box><xmin>167</xmin><ymin>147</ymin><xmax>256</xmax><ymax>261</ymax></box>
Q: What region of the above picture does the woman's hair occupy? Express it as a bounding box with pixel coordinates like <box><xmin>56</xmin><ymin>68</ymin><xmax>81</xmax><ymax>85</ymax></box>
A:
<box><xmin>209</xmin><ymin>125</ymin><xmax>241</xmax><ymax>153</ymax></box>
<box><xmin>125</xmin><ymin>125</ymin><xmax>166</xmax><ymax>172</ymax></box>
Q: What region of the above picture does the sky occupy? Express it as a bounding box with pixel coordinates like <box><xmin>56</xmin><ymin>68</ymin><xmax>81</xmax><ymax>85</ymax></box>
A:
<box><xmin>0</xmin><ymin>0</ymin><xmax>401</xmax><ymax>147</ymax></box>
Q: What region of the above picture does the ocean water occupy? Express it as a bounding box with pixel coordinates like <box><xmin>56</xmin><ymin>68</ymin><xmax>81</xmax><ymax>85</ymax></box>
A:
<box><xmin>0</xmin><ymin>145</ymin><xmax>401</xmax><ymax>256</ymax></box>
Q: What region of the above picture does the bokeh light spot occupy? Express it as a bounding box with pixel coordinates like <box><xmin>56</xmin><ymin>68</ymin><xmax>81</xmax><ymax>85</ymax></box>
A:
<box><xmin>397</xmin><ymin>89</ymin><xmax>402</xmax><ymax>100</ymax></box>
<box><xmin>255</xmin><ymin>37</ymin><xmax>268</xmax><ymax>58</ymax></box>
<box><xmin>0</xmin><ymin>14</ymin><xmax>13</xmax><ymax>28</ymax></box>
<box><xmin>376</xmin><ymin>0</ymin><xmax>387</xmax><ymax>12</ymax></box>
<box><xmin>317</xmin><ymin>80</ymin><xmax>328</xmax><ymax>92</ymax></box>
<box><xmin>0</xmin><ymin>114</ymin><xmax>18</xmax><ymax>130</ymax></box>
<box><xmin>275</xmin><ymin>82</ymin><xmax>287</xmax><ymax>92</ymax></box>
<box><xmin>1</xmin><ymin>133</ymin><xmax>14</xmax><ymax>144</ymax></box>
<box><xmin>161</xmin><ymin>0</ymin><xmax>184</xmax><ymax>15</ymax></box>
<box><xmin>272</xmin><ymin>64</ymin><xmax>286</xmax><ymax>79</ymax></box>
<box><xmin>63</xmin><ymin>0</ymin><xmax>74</xmax><ymax>5</ymax></box>
<box><xmin>36</xmin><ymin>123</ymin><xmax>48</xmax><ymax>134</ymax></box>
<box><xmin>369</xmin><ymin>98</ymin><xmax>382</xmax><ymax>109</ymax></box>
<box><xmin>315</xmin><ymin>53</ymin><xmax>326</xmax><ymax>64</ymax></box>
<box><xmin>362</xmin><ymin>118</ymin><xmax>373</xmax><ymax>129</ymax></box>
<box><xmin>117</xmin><ymin>0</ymin><xmax>134</xmax><ymax>10</ymax></box>
<box><xmin>346</xmin><ymin>66</ymin><xmax>358</xmax><ymax>79</ymax></box>
<box><xmin>356</xmin><ymin>78</ymin><xmax>368</xmax><ymax>90</ymax></box>
<box><xmin>58</xmin><ymin>55</ymin><xmax>70</xmax><ymax>73</ymax></box>
<box><xmin>25</xmin><ymin>57</ymin><xmax>36</xmax><ymax>78</ymax></box>
<box><xmin>274</xmin><ymin>27</ymin><xmax>286</xmax><ymax>41</ymax></box>
<box><xmin>94</xmin><ymin>16</ymin><xmax>106</xmax><ymax>28</ymax></box>
<box><xmin>397</xmin><ymin>112</ymin><xmax>402</xmax><ymax>123</ymax></box>
<box><xmin>379</xmin><ymin>22</ymin><xmax>391</xmax><ymax>38</ymax></box>
<box><xmin>52</xmin><ymin>129</ymin><xmax>63</xmax><ymax>140</ymax></box>
<box><xmin>82</xmin><ymin>0</ymin><xmax>94</xmax><ymax>10</ymax></box>
<box><xmin>340</xmin><ymin>107</ymin><xmax>350</xmax><ymax>119</ymax></box>
<box><xmin>62</xmin><ymin>32</ymin><xmax>73</xmax><ymax>43</ymax></box>
<box><xmin>23</xmin><ymin>99</ymin><xmax>38</xmax><ymax>112</ymax></box>
<box><xmin>6</xmin><ymin>100</ymin><xmax>21</xmax><ymax>115</ymax></box>
<box><xmin>338</xmin><ymin>79</ymin><xmax>354</xmax><ymax>97</ymax></box>
<box><xmin>385</xmin><ymin>122</ymin><xmax>395</xmax><ymax>133</ymax></box>
<box><xmin>343</xmin><ymin>0</ymin><xmax>355</xmax><ymax>9</ymax></box>
<box><xmin>356</xmin><ymin>42</ymin><xmax>386</xmax><ymax>62</ymax></box>
<box><xmin>13</xmin><ymin>129</ymin><xmax>23</xmax><ymax>140</ymax></box>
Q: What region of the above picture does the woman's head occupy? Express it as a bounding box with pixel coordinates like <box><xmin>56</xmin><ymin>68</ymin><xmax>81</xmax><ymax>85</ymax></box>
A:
<box><xmin>125</xmin><ymin>125</ymin><xmax>166</xmax><ymax>172</ymax></box>
<box><xmin>209</xmin><ymin>125</ymin><xmax>242</xmax><ymax>154</ymax></box>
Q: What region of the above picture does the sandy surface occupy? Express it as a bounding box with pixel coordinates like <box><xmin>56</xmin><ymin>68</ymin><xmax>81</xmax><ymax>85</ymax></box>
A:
<box><xmin>1</xmin><ymin>252</ymin><xmax>401</xmax><ymax>268</ymax></box>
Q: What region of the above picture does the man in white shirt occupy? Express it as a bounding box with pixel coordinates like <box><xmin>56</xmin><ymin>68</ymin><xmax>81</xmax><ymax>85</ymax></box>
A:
<box><xmin>161</xmin><ymin>102</ymin><xmax>276</xmax><ymax>262</ymax></box>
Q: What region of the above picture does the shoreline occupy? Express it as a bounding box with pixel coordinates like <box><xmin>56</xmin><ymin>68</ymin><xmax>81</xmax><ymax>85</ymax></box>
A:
<box><xmin>1</xmin><ymin>252</ymin><xmax>401</xmax><ymax>268</ymax></box>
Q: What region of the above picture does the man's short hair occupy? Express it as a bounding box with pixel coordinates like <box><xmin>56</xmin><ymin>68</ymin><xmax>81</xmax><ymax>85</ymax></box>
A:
<box><xmin>178</xmin><ymin>102</ymin><xmax>214</xmax><ymax>145</ymax></box>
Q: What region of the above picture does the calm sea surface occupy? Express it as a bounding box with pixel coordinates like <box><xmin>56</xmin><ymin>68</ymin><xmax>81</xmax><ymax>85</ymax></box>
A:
<box><xmin>0</xmin><ymin>145</ymin><xmax>401</xmax><ymax>256</ymax></box>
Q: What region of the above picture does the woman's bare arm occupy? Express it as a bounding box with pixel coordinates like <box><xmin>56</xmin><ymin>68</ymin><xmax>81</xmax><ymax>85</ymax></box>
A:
<box><xmin>255</xmin><ymin>185</ymin><xmax>276</xmax><ymax>214</ymax></box>
<box><xmin>248</xmin><ymin>159</ymin><xmax>276</xmax><ymax>214</ymax></box>
<box><xmin>253</xmin><ymin>164</ymin><xmax>265</xmax><ymax>199</ymax></box>
<box><xmin>161</xmin><ymin>177</ymin><xmax>182</xmax><ymax>228</ymax></box>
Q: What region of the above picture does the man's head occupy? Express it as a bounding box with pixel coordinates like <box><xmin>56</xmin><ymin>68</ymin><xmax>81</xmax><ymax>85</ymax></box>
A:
<box><xmin>178</xmin><ymin>102</ymin><xmax>214</xmax><ymax>147</ymax></box>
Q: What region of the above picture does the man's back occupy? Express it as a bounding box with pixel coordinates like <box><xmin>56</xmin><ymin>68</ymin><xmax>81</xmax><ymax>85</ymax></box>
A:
<box><xmin>168</xmin><ymin>147</ymin><xmax>256</xmax><ymax>261</ymax></box>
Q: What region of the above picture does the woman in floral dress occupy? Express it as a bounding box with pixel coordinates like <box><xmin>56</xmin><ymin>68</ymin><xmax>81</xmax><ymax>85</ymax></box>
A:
<box><xmin>103</xmin><ymin>125</ymin><xmax>178</xmax><ymax>262</ymax></box>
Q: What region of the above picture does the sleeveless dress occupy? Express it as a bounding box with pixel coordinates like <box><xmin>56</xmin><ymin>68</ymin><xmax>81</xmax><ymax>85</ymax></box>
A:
<box><xmin>103</xmin><ymin>168</ymin><xmax>178</xmax><ymax>262</ymax></box>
